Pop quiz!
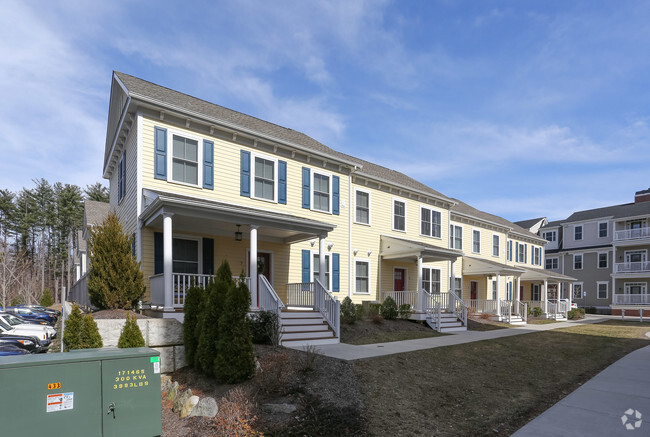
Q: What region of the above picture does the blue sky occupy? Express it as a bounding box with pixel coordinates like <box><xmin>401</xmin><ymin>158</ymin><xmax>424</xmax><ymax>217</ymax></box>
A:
<box><xmin>1</xmin><ymin>1</ymin><xmax>649</xmax><ymax>222</ymax></box>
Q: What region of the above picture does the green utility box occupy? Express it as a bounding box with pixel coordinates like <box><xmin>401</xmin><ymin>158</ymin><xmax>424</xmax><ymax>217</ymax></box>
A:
<box><xmin>0</xmin><ymin>348</ymin><xmax>162</xmax><ymax>437</ymax></box>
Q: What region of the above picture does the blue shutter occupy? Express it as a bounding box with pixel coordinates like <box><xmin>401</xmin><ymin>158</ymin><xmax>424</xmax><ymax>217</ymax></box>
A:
<box><xmin>332</xmin><ymin>253</ymin><xmax>340</xmax><ymax>292</ymax></box>
<box><xmin>332</xmin><ymin>175</ymin><xmax>340</xmax><ymax>215</ymax></box>
<box><xmin>154</xmin><ymin>127</ymin><xmax>167</xmax><ymax>180</ymax></box>
<box><xmin>240</xmin><ymin>150</ymin><xmax>250</xmax><ymax>197</ymax></box>
<box><xmin>203</xmin><ymin>140</ymin><xmax>214</xmax><ymax>190</ymax></box>
<box><xmin>278</xmin><ymin>160</ymin><xmax>287</xmax><ymax>204</ymax></box>
<box><xmin>302</xmin><ymin>250</ymin><xmax>311</xmax><ymax>283</ymax></box>
<box><xmin>302</xmin><ymin>167</ymin><xmax>310</xmax><ymax>209</ymax></box>
<box><xmin>515</xmin><ymin>242</ymin><xmax>519</xmax><ymax>262</ymax></box>
<box><xmin>524</xmin><ymin>244</ymin><xmax>528</xmax><ymax>264</ymax></box>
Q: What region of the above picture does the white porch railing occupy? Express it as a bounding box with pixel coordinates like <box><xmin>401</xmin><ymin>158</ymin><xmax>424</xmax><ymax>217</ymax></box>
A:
<box><xmin>501</xmin><ymin>300</ymin><xmax>513</xmax><ymax>323</ymax></box>
<box><xmin>379</xmin><ymin>290</ymin><xmax>419</xmax><ymax>309</ymax></box>
<box><xmin>613</xmin><ymin>294</ymin><xmax>650</xmax><ymax>305</ymax></box>
<box><xmin>448</xmin><ymin>292</ymin><xmax>468</xmax><ymax>327</ymax></box>
<box><xmin>518</xmin><ymin>302</ymin><xmax>528</xmax><ymax>323</ymax></box>
<box><xmin>523</xmin><ymin>300</ymin><xmax>543</xmax><ymax>310</ymax></box>
<box><xmin>258</xmin><ymin>274</ymin><xmax>285</xmax><ymax>316</ymax></box>
<box><xmin>468</xmin><ymin>299</ymin><xmax>498</xmax><ymax>314</ymax></box>
<box><xmin>614</xmin><ymin>262</ymin><xmax>650</xmax><ymax>273</ymax></box>
<box><xmin>425</xmin><ymin>293</ymin><xmax>442</xmax><ymax>332</ymax></box>
<box><xmin>149</xmin><ymin>273</ymin><xmax>251</xmax><ymax>308</ymax></box>
<box><xmin>615</xmin><ymin>227</ymin><xmax>650</xmax><ymax>241</ymax></box>
<box><xmin>285</xmin><ymin>280</ymin><xmax>340</xmax><ymax>338</ymax></box>
<box><xmin>547</xmin><ymin>299</ymin><xmax>569</xmax><ymax>319</ymax></box>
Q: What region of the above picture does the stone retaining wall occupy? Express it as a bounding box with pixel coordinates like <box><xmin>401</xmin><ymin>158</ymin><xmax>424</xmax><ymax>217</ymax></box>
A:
<box><xmin>95</xmin><ymin>318</ymin><xmax>186</xmax><ymax>373</ymax></box>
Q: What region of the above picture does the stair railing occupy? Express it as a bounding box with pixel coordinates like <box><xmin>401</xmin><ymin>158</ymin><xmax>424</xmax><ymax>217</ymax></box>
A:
<box><xmin>518</xmin><ymin>302</ymin><xmax>528</xmax><ymax>323</ymax></box>
<box><xmin>258</xmin><ymin>275</ymin><xmax>285</xmax><ymax>317</ymax></box>
<box><xmin>448</xmin><ymin>291</ymin><xmax>468</xmax><ymax>327</ymax></box>
<box><xmin>314</xmin><ymin>279</ymin><xmax>340</xmax><ymax>338</ymax></box>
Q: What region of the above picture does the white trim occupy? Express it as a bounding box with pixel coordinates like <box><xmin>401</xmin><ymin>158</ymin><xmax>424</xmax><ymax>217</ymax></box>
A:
<box><xmin>597</xmin><ymin>251</ymin><xmax>608</xmax><ymax>269</ymax></box>
<box><xmin>542</xmin><ymin>230</ymin><xmax>557</xmax><ymax>242</ymax></box>
<box><xmin>392</xmin><ymin>197</ymin><xmax>407</xmax><ymax>232</ymax></box>
<box><xmin>450</xmin><ymin>223</ymin><xmax>463</xmax><ymax>250</ymax></box>
<box><xmin>419</xmin><ymin>205</ymin><xmax>442</xmax><ymax>239</ymax></box>
<box><xmin>545</xmin><ymin>256</ymin><xmax>559</xmax><ymax>270</ymax></box>
<box><xmin>573</xmin><ymin>253</ymin><xmax>583</xmax><ymax>270</ymax></box>
<box><xmin>492</xmin><ymin>233</ymin><xmax>500</xmax><ymax>258</ymax></box>
<box><xmin>574</xmin><ymin>224</ymin><xmax>583</xmax><ymax>241</ymax></box>
<box><xmin>311</xmin><ymin>168</ymin><xmax>334</xmax><ymax>214</ymax></box>
<box><xmin>171</xmin><ymin>233</ymin><xmax>203</xmax><ymax>274</ymax></box>
<box><xmin>624</xmin><ymin>249</ymin><xmax>647</xmax><ymax>263</ymax></box>
<box><xmin>596</xmin><ymin>281</ymin><xmax>608</xmax><ymax>299</ymax></box>
<box><xmin>572</xmin><ymin>282</ymin><xmax>583</xmax><ymax>300</ymax></box>
<box><xmin>392</xmin><ymin>266</ymin><xmax>408</xmax><ymax>291</ymax></box>
<box><xmin>472</xmin><ymin>228</ymin><xmax>481</xmax><ymax>254</ymax></box>
<box><xmin>250</xmin><ymin>151</ymin><xmax>279</xmax><ymax>203</ymax></box>
<box><xmin>246</xmin><ymin>249</ymin><xmax>274</xmax><ymax>286</ymax></box>
<box><xmin>310</xmin><ymin>250</ymin><xmax>332</xmax><ymax>291</ymax></box>
<box><xmin>167</xmin><ymin>129</ymin><xmax>203</xmax><ymax>188</ymax></box>
<box><xmin>624</xmin><ymin>282</ymin><xmax>647</xmax><ymax>295</ymax></box>
<box><xmin>597</xmin><ymin>221</ymin><xmax>609</xmax><ymax>238</ymax></box>
<box><xmin>353</xmin><ymin>187</ymin><xmax>371</xmax><ymax>225</ymax></box>
<box><xmin>421</xmin><ymin>265</ymin><xmax>442</xmax><ymax>294</ymax></box>
<box><xmin>136</xmin><ymin>113</ymin><xmax>143</xmax><ymax>263</ymax></box>
<box><xmin>353</xmin><ymin>257</ymin><xmax>371</xmax><ymax>295</ymax></box>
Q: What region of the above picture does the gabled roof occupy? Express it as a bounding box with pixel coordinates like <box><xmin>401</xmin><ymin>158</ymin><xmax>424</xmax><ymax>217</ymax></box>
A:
<box><xmin>110</xmin><ymin>72</ymin><xmax>451</xmax><ymax>204</ymax></box>
<box><xmin>84</xmin><ymin>200</ymin><xmax>110</xmax><ymax>227</ymax></box>
<box><xmin>514</xmin><ymin>217</ymin><xmax>546</xmax><ymax>230</ymax></box>
<box><xmin>563</xmin><ymin>201</ymin><xmax>650</xmax><ymax>222</ymax></box>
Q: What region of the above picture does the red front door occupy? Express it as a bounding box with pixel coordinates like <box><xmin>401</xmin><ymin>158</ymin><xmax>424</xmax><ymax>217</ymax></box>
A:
<box><xmin>394</xmin><ymin>268</ymin><xmax>406</xmax><ymax>306</ymax></box>
<box><xmin>520</xmin><ymin>285</ymin><xmax>524</xmax><ymax>301</ymax></box>
<box><xmin>470</xmin><ymin>281</ymin><xmax>478</xmax><ymax>300</ymax></box>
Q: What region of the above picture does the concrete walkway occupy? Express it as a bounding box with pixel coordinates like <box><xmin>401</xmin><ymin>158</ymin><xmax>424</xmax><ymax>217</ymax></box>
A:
<box><xmin>289</xmin><ymin>315</ymin><xmax>609</xmax><ymax>361</ymax></box>
<box><xmin>513</xmin><ymin>344</ymin><xmax>650</xmax><ymax>436</ymax></box>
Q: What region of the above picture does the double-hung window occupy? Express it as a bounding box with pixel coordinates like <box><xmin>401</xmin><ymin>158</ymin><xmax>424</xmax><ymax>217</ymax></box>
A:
<box><xmin>545</xmin><ymin>258</ymin><xmax>558</xmax><ymax>270</ymax></box>
<box><xmin>450</xmin><ymin>225</ymin><xmax>462</xmax><ymax>250</ymax></box>
<box><xmin>532</xmin><ymin>284</ymin><xmax>541</xmax><ymax>301</ymax></box>
<box><xmin>573</xmin><ymin>254</ymin><xmax>583</xmax><ymax>270</ymax></box>
<box><xmin>172</xmin><ymin>238</ymin><xmax>199</xmax><ymax>274</ymax></box>
<box><xmin>574</xmin><ymin>225</ymin><xmax>583</xmax><ymax>241</ymax></box>
<box><xmin>597</xmin><ymin>282</ymin><xmax>608</xmax><ymax>299</ymax></box>
<box><xmin>517</xmin><ymin>243</ymin><xmax>526</xmax><ymax>263</ymax></box>
<box><xmin>355</xmin><ymin>260</ymin><xmax>370</xmax><ymax>294</ymax></box>
<box><xmin>506</xmin><ymin>240</ymin><xmax>512</xmax><ymax>261</ymax></box>
<box><xmin>172</xmin><ymin>134</ymin><xmax>199</xmax><ymax>185</ymax></box>
<box><xmin>393</xmin><ymin>200</ymin><xmax>406</xmax><ymax>231</ymax></box>
<box><xmin>491</xmin><ymin>280</ymin><xmax>497</xmax><ymax>300</ymax></box>
<box><xmin>420</xmin><ymin>207</ymin><xmax>441</xmax><ymax>238</ymax></box>
<box><xmin>542</xmin><ymin>231</ymin><xmax>556</xmax><ymax>242</ymax></box>
<box><xmin>492</xmin><ymin>235</ymin><xmax>500</xmax><ymax>257</ymax></box>
<box><xmin>598</xmin><ymin>252</ymin><xmax>608</xmax><ymax>269</ymax></box>
<box><xmin>421</xmin><ymin>267</ymin><xmax>441</xmax><ymax>293</ymax></box>
<box><xmin>573</xmin><ymin>283</ymin><xmax>583</xmax><ymax>300</ymax></box>
<box><xmin>312</xmin><ymin>171</ymin><xmax>331</xmax><ymax>212</ymax></box>
<box><xmin>472</xmin><ymin>230</ymin><xmax>481</xmax><ymax>254</ymax></box>
<box><xmin>598</xmin><ymin>222</ymin><xmax>608</xmax><ymax>238</ymax></box>
<box><xmin>312</xmin><ymin>253</ymin><xmax>331</xmax><ymax>290</ymax></box>
<box><xmin>254</xmin><ymin>156</ymin><xmax>276</xmax><ymax>201</ymax></box>
<box><xmin>533</xmin><ymin>247</ymin><xmax>541</xmax><ymax>266</ymax></box>
<box><xmin>355</xmin><ymin>190</ymin><xmax>370</xmax><ymax>224</ymax></box>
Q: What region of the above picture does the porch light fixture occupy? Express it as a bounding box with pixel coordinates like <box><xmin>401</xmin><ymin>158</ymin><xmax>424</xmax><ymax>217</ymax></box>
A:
<box><xmin>353</xmin><ymin>249</ymin><xmax>359</xmax><ymax>255</ymax></box>
<box><xmin>367</xmin><ymin>250</ymin><xmax>372</xmax><ymax>257</ymax></box>
<box><xmin>310</xmin><ymin>239</ymin><xmax>316</xmax><ymax>247</ymax></box>
<box><xmin>327</xmin><ymin>242</ymin><xmax>334</xmax><ymax>251</ymax></box>
<box><xmin>235</xmin><ymin>225</ymin><xmax>243</xmax><ymax>241</ymax></box>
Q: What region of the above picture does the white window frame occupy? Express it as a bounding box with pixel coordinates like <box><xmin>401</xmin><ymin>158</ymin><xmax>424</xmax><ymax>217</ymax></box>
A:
<box><xmin>392</xmin><ymin>198</ymin><xmax>406</xmax><ymax>232</ymax></box>
<box><xmin>491</xmin><ymin>279</ymin><xmax>497</xmax><ymax>300</ymax></box>
<box><xmin>572</xmin><ymin>282</ymin><xmax>583</xmax><ymax>300</ymax></box>
<box><xmin>168</xmin><ymin>130</ymin><xmax>203</xmax><ymax>187</ymax></box>
<box><xmin>450</xmin><ymin>224</ymin><xmax>462</xmax><ymax>250</ymax></box>
<box><xmin>421</xmin><ymin>266</ymin><xmax>441</xmax><ymax>294</ymax></box>
<box><xmin>625</xmin><ymin>249</ymin><xmax>647</xmax><ymax>263</ymax></box>
<box><xmin>517</xmin><ymin>243</ymin><xmax>525</xmax><ymax>264</ymax></box>
<box><xmin>545</xmin><ymin>257</ymin><xmax>558</xmax><ymax>270</ymax></box>
<box><xmin>573</xmin><ymin>254</ymin><xmax>583</xmax><ymax>270</ymax></box>
<box><xmin>542</xmin><ymin>231</ymin><xmax>556</xmax><ymax>242</ymax></box>
<box><xmin>574</xmin><ymin>225</ymin><xmax>583</xmax><ymax>241</ymax></box>
<box><xmin>452</xmin><ymin>277</ymin><xmax>462</xmax><ymax>296</ymax></box>
<box><xmin>531</xmin><ymin>284</ymin><xmax>541</xmax><ymax>301</ymax></box>
<box><xmin>597</xmin><ymin>252</ymin><xmax>608</xmax><ymax>269</ymax></box>
<box><xmin>249</xmin><ymin>151</ymin><xmax>279</xmax><ymax>203</ymax></box>
<box><xmin>311</xmin><ymin>251</ymin><xmax>332</xmax><ymax>291</ymax></box>
<box><xmin>472</xmin><ymin>229</ymin><xmax>481</xmax><ymax>254</ymax></box>
<box><xmin>171</xmin><ymin>234</ymin><xmax>202</xmax><ymax>274</ymax></box>
<box><xmin>354</xmin><ymin>188</ymin><xmax>371</xmax><ymax>225</ymax></box>
<box><xmin>353</xmin><ymin>258</ymin><xmax>371</xmax><ymax>295</ymax></box>
<box><xmin>534</xmin><ymin>247</ymin><xmax>541</xmax><ymax>266</ymax></box>
<box><xmin>624</xmin><ymin>282</ymin><xmax>647</xmax><ymax>295</ymax></box>
<box><xmin>419</xmin><ymin>205</ymin><xmax>442</xmax><ymax>239</ymax></box>
<box><xmin>492</xmin><ymin>234</ymin><xmax>500</xmax><ymax>257</ymax></box>
<box><xmin>598</xmin><ymin>221</ymin><xmax>608</xmax><ymax>238</ymax></box>
<box><xmin>597</xmin><ymin>281</ymin><xmax>608</xmax><ymax>299</ymax></box>
<box><xmin>506</xmin><ymin>240</ymin><xmax>512</xmax><ymax>261</ymax></box>
<box><xmin>311</xmin><ymin>169</ymin><xmax>333</xmax><ymax>213</ymax></box>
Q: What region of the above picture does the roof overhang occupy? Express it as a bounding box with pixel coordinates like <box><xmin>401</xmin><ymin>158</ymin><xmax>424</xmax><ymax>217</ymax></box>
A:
<box><xmin>380</xmin><ymin>235</ymin><xmax>463</xmax><ymax>263</ymax></box>
<box><xmin>140</xmin><ymin>190</ymin><xmax>335</xmax><ymax>244</ymax></box>
<box><xmin>462</xmin><ymin>257</ymin><xmax>525</xmax><ymax>276</ymax></box>
<box><xmin>519</xmin><ymin>267</ymin><xmax>577</xmax><ymax>282</ymax></box>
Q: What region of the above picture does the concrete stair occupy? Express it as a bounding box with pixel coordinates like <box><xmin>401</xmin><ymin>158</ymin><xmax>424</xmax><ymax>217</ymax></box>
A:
<box><xmin>426</xmin><ymin>312</ymin><xmax>467</xmax><ymax>333</ymax></box>
<box><xmin>279</xmin><ymin>309</ymin><xmax>339</xmax><ymax>347</ymax></box>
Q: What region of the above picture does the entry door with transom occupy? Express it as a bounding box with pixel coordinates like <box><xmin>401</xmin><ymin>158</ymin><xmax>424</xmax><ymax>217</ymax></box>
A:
<box><xmin>470</xmin><ymin>281</ymin><xmax>478</xmax><ymax>300</ymax></box>
<box><xmin>394</xmin><ymin>268</ymin><xmax>406</xmax><ymax>307</ymax></box>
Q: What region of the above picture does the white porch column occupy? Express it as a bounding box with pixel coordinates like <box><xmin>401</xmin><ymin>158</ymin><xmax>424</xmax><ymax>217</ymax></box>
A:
<box><xmin>611</xmin><ymin>277</ymin><xmax>615</xmax><ymax>305</ymax></box>
<box><xmin>543</xmin><ymin>279</ymin><xmax>548</xmax><ymax>315</ymax></box>
<box><xmin>163</xmin><ymin>213</ymin><xmax>174</xmax><ymax>311</ymax></box>
<box><xmin>417</xmin><ymin>255</ymin><xmax>423</xmax><ymax>312</ymax></box>
<box><xmin>450</xmin><ymin>260</ymin><xmax>456</xmax><ymax>294</ymax></box>
<box><xmin>249</xmin><ymin>225</ymin><xmax>258</xmax><ymax>308</ymax></box>
<box><xmin>319</xmin><ymin>234</ymin><xmax>326</xmax><ymax>287</ymax></box>
<box><xmin>569</xmin><ymin>282</ymin><xmax>573</xmax><ymax>307</ymax></box>
<box><xmin>496</xmin><ymin>274</ymin><xmax>501</xmax><ymax>317</ymax></box>
<box><xmin>514</xmin><ymin>276</ymin><xmax>520</xmax><ymax>315</ymax></box>
<box><xmin>556</xmin><ymin>282</ymin><xmax>560</xmax><ymax>317</ymax></box>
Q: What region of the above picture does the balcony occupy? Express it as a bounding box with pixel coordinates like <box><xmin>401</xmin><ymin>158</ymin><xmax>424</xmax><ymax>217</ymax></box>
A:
<box><xmin>614</xmin><ymin>262</ymin><xmax>650</xmax><ymax>274</ymax></box>
<box><xmin>614</xmin><ymin>227</ymin><xmax>650</xmax><ymax>242</ymax></box>
<box><xmin>613</xmin><ymin>294</ymin><xmax>650</xmax><ymax>305</ymax></box>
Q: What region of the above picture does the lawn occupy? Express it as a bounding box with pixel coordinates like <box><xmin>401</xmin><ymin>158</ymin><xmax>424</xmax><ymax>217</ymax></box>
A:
<box><xmin>354</xmin><ymin>321</ymin><xmax>650</xmax><ymax>436</ymax></box>
<box><xmin>340</xmin><ymin>318</ymin><xmax>446</xmax><ymax>345</ymax></box>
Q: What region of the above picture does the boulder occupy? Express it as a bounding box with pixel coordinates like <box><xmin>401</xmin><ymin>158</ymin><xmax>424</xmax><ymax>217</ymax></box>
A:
<box><xmin>160</xmin><ymin>375</ymin><xmax>172</xmax><ymax>393</ymax></box>
<box><xmin>173</xmin><ymin>388</ymin><xmax>193</xmax><ymax>413</ymax></box>
<box><xmin>189</xmin><ymin>397</ymin><xmax>218</xmax><ymax>418</ymax></box>
<box><xmin>166</xmin><ymin>381</ymin><xmax>179</xmax><ymax>402</ymax></box>
<box><xmin>180</xmin><ymin>395</ymin><xmax>200</xmax><ymax>418</ymax></box>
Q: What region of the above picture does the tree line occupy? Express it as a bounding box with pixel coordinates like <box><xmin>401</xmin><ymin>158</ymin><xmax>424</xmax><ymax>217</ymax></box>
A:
<box><xmin>0</xmin><ymin>179</ymin><xmax>109</xmax><ymax>308</ymax></box>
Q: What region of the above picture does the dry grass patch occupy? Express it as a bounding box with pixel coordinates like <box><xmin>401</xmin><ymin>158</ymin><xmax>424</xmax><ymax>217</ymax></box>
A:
<box><xmin>354</xmin><ymin>321</ymin><xmax>649</xmax><ymax>436</ymax></box>
<box><xmin>341</xmin><ymin>319</ymin><xmax>445</xmax><ymax>345</ymax></box>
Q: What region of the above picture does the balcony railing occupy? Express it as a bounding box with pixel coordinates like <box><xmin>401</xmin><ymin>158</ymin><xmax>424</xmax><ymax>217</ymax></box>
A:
<box><xmin>613</xmin><ymin>294</ymin><xmax>650</xmax><ymax>305</ymax></box>
<box><xmin>614</xmin><ymin>262</ymin><xmax>650</xmax><ymax>273</ymax></box>
<box><xmin>614</xmin><ymin>227</ymin><xmax>650</xmax><ymax>241</ymax></box>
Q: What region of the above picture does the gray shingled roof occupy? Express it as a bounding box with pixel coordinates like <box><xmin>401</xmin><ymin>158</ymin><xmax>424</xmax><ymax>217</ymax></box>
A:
<box><xmin>113</xmin><ymin>71</ymin><xmax>451</xmax><ymax>203</ymax></box>
<box><xmin>514</xmin><ymin>217</ymin><xmax>546</xmax><ymax>230</ymax></box>
<box><xmin>563</xmin><ymin>201</ymin><xmax>650</xmax><ymax>223</ymax></box>
<box><xmin>451</xmin><ymin>199</ymin><xmax>543</xmax><ymax>240</ymax></box>
<box><xmin>84</xmin><ymin>200</ymin><xmax>110</xmax><ymax>226</ymax></box>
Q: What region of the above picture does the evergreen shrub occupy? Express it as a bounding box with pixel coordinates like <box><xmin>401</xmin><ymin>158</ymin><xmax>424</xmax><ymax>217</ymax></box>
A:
<box><xmin>398</xmin><ymin>304</ymin><xmax>412</xmax><ymax>320</ymax></box>
<box><xmin>249</xmin><ymin>310</ymin><xmax>280</xmax><ymax>345</ymax></box>
<box><xmin>380</xmin><ymin>296</ymin><xmax>398</xmax><ymax>320</ymax></box>
<box><xmin>80</xmin><ymin>313</ymin><xmax>103</xmax><ymax>349</ymax></box>
<box><xmin>40</xmin><ymin>288</ymin><xmax>55</xmax><ymax>307</ymax></box>
<box><xmin>63</xmin><ymin>304</ymin><xmax>83</xmax><ymax>351</ymax></box>
<box><xmin>355</xmin><ymin>304</ymin><xmax>365</xmax><ymax>321</ymax></box>
<box><xmin>118</xmin><ymin>312</ymin><xmax>145</xmax><ymax>348</ymax></box>
<box><xmin>183</xmin><ymin>284</ymin><xmax>206</xmax><ymax>367</ymax></box>
<box><xmin>340</xmin><ymin>297</ymin><xmax>356</xmax><ymax>324</ymax></box>
<box><xmin>532</xmin><ymin>307</ymin><xmax>543</xmax><ymax>317</ymax></box>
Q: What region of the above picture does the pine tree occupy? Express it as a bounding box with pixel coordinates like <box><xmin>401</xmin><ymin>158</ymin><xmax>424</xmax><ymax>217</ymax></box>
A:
<box><xmin>118</xmin><ymin>312</ymin><xmax>145</xmax><ymax>348</ymax></box>
<box><xmin>63</xmin><ymin>304</ymin><xmax>83</xmax><ymax>351</ymax></box>
<box><xmin>214</xmin><ymin>277</ymin><xmax>255</xmax><ymax>383</ymax></box>
<box><xmin>87</xmin><ymin>213</ymin><xmax>144</xmax><ymax>309</ymax></box>
<box><xmin>84</xmin><ymin>183</ymin><xmax>110</xmax><ymax>203</ymax></box>
<box><xmin>80</xmin><ymin>313</ymin><xmax>103</xmax><ymax>349</ymax></box>
<box><xmin>183</xmin><ymin>284</ymin><xmax>206</xmax><ymax>368</ymax></box>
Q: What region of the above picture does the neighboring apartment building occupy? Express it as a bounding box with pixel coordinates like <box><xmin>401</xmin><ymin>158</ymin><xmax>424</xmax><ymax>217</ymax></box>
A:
<box><xmin>72</xmin><ymin>71</ymin><xmax>574</xmax><ymax>343</ymax></box>
<box><xmin>538</xmin><ymin>189</ymin><xmax>650</xmax><ymax>315</ymax></box>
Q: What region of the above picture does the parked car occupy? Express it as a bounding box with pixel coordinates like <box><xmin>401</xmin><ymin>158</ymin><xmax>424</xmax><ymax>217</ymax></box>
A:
<box><xmin>0</xmin><ymin>333</ymin><xmax>42</xmax><ymax>353</ymax></box>
<box><xmin>3</xmin><ymin>306</ymin><xmax>56</xmax><ymax>325</ymax></box>
<box><xmin>0</xmin><ymin>319</ymin><xmax>50</xmax><ymax>351</ymax></box>
<box><xmin>0</xmin><ymin>313</ymin><xmax>56</xmax><ymax>339</ymax></box>
<box><xmin>0</xmin><ymin>343</ymin><xmax>31</xmax><ymax>356</ymax></box>
<box><xmin>17</xmin><ymin>304</ymin><xmax>61</xmax><ymax>318</ymax></box>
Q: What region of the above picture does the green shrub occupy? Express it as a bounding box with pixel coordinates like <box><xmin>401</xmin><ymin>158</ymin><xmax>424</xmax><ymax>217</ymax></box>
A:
<box><xmin>10</xmin><ymin>296</ymin><xmax>24</xmax><ymax>306</ymax></box>
<box><xmin>381</xmin><ymin>296</ymin><xmax>398</xmax><ymax>320</ymax></box>
<box><xmin>526</xmin><ymin>304</ymin><xmax>532</xmax><ymax>316</ymax></box>
<box><xmin>80</xmin><ymin>313</ymin><xmax>103</xmax><ymax>349</ymax></box>
<box><xmin>532</xmin><ymin>307</ymin><xmax>543</xmax><ymax>317</ymax></box>
<box><xmin>340</xmin><ymin>297</ymin><xmax>356</xmax><ymax>324</ymax></box>
<box><xmin>578</xmin><ymin>308</ymin><xmax>586</xmax><ymax>316</ymax></box>
<box><xmin>196</xmin><ymin>262</ymin><xmax>230</xmax><ymax>375</ymax></box>
<box><xmin>63</xmin><ymin>304</ymin><xmax>84</xmax><ymax>351</ymax></box>
<box><xmin>249</xmin><ymin>310</ymin><xmax>280</xmax><ymax>345</ymax></box>
<box><xmin>214</xmin><ymin>277</ymin><xmax>255</xmax><ymax>383</ymax></box>
<box><xmin>118</xmin><ymin>312</ymin><xmax>145</xmax><ymax>348</ymax></box>
<box><xmin>183</xmin><ymin>284</ymin><xmax>206</xmax><ymax>367</ymax></box>
<box><xmin>398</xmin><ymin>304</ymin><xmax>412</xmax><ymax>320</ymax></box>
<box><xmin>355</xmin><ymin>304</ymin><xmax>365</xmax><ymax>321</ymax></box>
<box><xmin>40</xmin><ymin>288</ymin><xmax>55</xmax><ymax>307</ymax></box>
<box><xmin>567</xmin><ymin>309</ymin><xmax>577</xmax><ymax>320</ymax></box>
<box><xmin>368</xmin><ymin>303</ymin><xmax>381</xmax><ymax>317</ymax></box>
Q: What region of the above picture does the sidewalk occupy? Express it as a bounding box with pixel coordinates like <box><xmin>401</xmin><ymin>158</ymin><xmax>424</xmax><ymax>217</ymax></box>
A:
<box><xmin>512</xmin><ymin>344</ymin><xmax>650</xmax><ymax>436</ymax></box>
<box><xmin>291</xmin><ymin>315</ymin><xmax>608</xmax><ymax>361</ymax></box>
